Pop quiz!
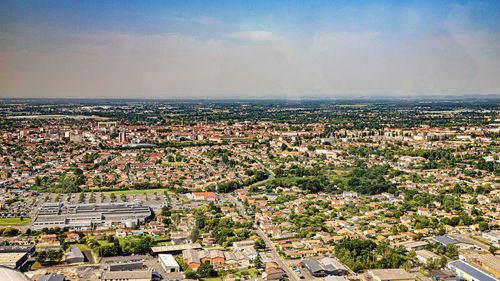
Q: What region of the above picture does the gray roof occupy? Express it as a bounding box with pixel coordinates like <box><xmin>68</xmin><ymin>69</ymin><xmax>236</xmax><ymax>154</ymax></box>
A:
<box><xmin>369</xmin><ymin>269</ymin><xmax>415</xmax><ymax>281</ymax></box>
<box><xmin>39</xmin><ymin>274</ymin><xmax>65</xmax><ymax>281</ymax></box>
<box><xmin>302</xmin><ymin>259</ymin><xmax>323</xmax><ymax>273</ymax></box>
<box><xmin>429</xmin><ymin>235</ymin><xmax>467</xmax><ymax>246</ymax></box>
<box><xmin>101</xmin><ymin>271</ymin><xmax>152</xmax><ymax>280</ymax></box>
<box><xmin>66</xmin><ymin>247</ymin><xmax>84</xmax><ymax>259</ymax></box>
<box><xmin>448</xmin><ymin>260</ymin><xmax>499</xmax><ymax>281</ymax></box>
<box><xmin>152</xmin><ymin>243</ymin><xmax>202</xmax><ymax>253</ymax></box>
<box><xmin>319</xmin><ymin>257</ymin><xmax>348</xmax><ymax>271</ymax></box>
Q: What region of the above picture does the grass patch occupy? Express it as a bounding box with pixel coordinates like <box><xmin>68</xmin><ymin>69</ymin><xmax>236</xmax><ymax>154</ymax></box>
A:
<box><xmin>72</xmin><ymin>244</ymin><xmax>92</xmax><ymax>251</ymax></box>
<box><xmin>31</xmin><ymin>261</ymin><xmax>42</xmax><ymax>269</ymax></box>
<box><xmin>201</xmin><ymin>278</ymin><xmax>222</xmax><ymax>281</ymax></box>
<box><xmin>162</xmin><ymin>162</ymin><xmax>184</xmax><ymax>166</ymax></box>
<box><xmin>234</xmin><ymin>268</ymin><xmax>259</xmax><ymax>277</ymax></box>
<box><xmin>0</xmin><ymin>217</ymin><xmax>31</xmax><ymax>226</ymax></box>
<box><xmin>471</xmin><ymin>236</ymin><xmax>492</xmax><ymax>246</ymax></box>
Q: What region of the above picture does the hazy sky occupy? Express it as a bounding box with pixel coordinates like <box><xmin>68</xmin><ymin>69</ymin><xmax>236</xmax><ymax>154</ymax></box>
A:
<box><xmin>1</xmin><ymin>0</ymin><xmax>500</xmax><ymax>98</ymax></box>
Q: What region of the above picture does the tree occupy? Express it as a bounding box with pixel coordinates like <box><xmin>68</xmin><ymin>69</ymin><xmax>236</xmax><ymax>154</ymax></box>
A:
<box><xmin>478</xmin><ymin>221</ymin><xmax>488</xmax><ymax>232</ymax></box>
<box><xmin>254</xmin><ymin>256</ymin><xmax>263</xmax><ymax>269</ymax></box>
<box><xmin>190</xmin><ymin>228</ymin><xmax>200</xmax><ymax>242</ymax></box>
<box><xmin>439</xmin><ymin>256</ymin><xmax>447</xmax><ymax>269</ymax></box>
<box><xmin>36</xmin><ymin>249</ymin><xmax>63</xmax><ymax>265</ymax></box>
<box><xmin>197</xmin><ymin>261</ymin><xmax>217</xmax><ymax>278</ymax></box>
<box><xmin>445</xmin><ymin>244</ymin><xmax>458</xmax><ymax>259</ymax></box>
<box><xmin>489</xmin><ymin>245</ymin><xmax>498</xmax><ymax>254</ymax></box>
<box><xmin>254</xmin><ymin>238</ymin><xmax>266</xmax><ymax>250</ymax></box>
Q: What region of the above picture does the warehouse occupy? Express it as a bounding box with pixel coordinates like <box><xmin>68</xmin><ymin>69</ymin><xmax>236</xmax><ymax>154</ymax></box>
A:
<box><xmin>151</xmin><ymin>243</ymin><xmax>202</xmax><ymax>255</ymax></box>
<box><xmin>33</xmin><ymin>202</ymin><xmax>152</xmax><ymax>230</ymax></box>
<box><xmin>158</xmin><ymin>254</ymin><xmax>180</xmax><ymax>272</ymax></box>
<box><xmin>448</xmin><ymin>260</ymin><xmax>498</xmax><ymax>281</ymax></box>
<box><xmin>65</xmin><ymin>247</ymin><xmax>85</xmax><ymax>263</ymax></box>
<box><xmin>300</xmin><ymin>258</ymin><xmax>349</xmax><ymax>277</ymax></box>
<box><xmin>0</xmin><ymin>252</ymin><xmax>29</xmax><ymax>269</ymax></box>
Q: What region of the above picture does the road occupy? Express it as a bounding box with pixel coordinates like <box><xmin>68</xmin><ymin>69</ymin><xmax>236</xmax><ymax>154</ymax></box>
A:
<box><xmin>227</xmin><ymin>194</ymin><xmax>298</xmax><ymax>281</ymax></box>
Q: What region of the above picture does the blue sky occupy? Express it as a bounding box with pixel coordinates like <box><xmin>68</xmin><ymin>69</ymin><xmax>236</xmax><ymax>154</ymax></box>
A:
<box><xmin>1</xmin><ymin>0</ymin><xmax>500</xmax><ymax>98</ymax></box>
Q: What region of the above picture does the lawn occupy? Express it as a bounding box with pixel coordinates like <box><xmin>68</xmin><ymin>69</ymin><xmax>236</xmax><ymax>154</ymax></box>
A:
<box><xmin>162</xmin><ymin>161</ymin><xmax>184</xmax><ymax>166</ymax></box>
<box><xmin>201</xmin><ymin>278</ymin><xmax>222</xmax><ymax>281</ymax></box>
<box><xmin>102</xmin><ymin>188</ymin><xmax>171</xmax><ymax>195</ymax></box>
<box><xmin>234</xmin><ymin>268</ymin><xmax>259</xmax><ymax>277</ymax></box>
<box><xmin>0</xmin><ymin>217</ymin><xmax>31</xmax><ymax>226</ymax></box>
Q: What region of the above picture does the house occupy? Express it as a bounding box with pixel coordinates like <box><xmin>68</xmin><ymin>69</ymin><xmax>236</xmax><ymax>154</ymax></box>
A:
<box><xmin>190</xmin><ymin>192</ymin><xmax>219</xmax><ymax>201</ymax></box>
<box><xmin>116</xmin><ymin>229</ymin><xmax>131</xmax><ymax>238</ymax></box>
<box><xmin>233</xmin><ymin>240</ymin><xmax>255</xmax><ymax>250</ymax></box>
<box><xmin>39</xmin><ymin>234</ymin><xmax>57</xmax><ymax>244</ymax></box>
<box><xmin>65</xmin><ymin>233</ymin><xmax>80</xmax><ymax>242</ymax></box>
<box><xmin>264</xmin><ymin>262</ymin><xmax>286</xmax><ymax>281</ymax></box>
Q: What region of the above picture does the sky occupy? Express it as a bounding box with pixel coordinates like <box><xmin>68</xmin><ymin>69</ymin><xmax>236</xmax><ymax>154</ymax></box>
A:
<box><xmin>1</xmin><ymin>0</ymin><xmax>500</xmax><ymax>99</ymax></box>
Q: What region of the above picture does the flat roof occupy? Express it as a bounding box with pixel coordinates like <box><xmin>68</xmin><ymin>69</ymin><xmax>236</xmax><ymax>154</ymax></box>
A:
<box><xmin>449</xmin><ymin>260</ymin><xmax>498</xmax><ymax>281</ymax></box>
<box><xmin>0</xmin><ymin>253</ymin><xmax>26</xmax><ymax>264</ymax></box>
<box><xmin>369</xmin><ymin>269</ymin><xmax>415</xmax><ymax>280</ymax></box>
<box><xmin>151</xmin><ymin>243</ymin><xmax>202</xmax><ymax>253</ymax></box>
<box><xmin>158</xmin><ymin>254</ymin><xmax>180</xmax><ymax>267</ymax></box>
<box><xmin>101</xmin><ymin>271</ymin><xmax>152</xmax><ymax>279</ymax></box>
<box><xmin>302</xmin><ymin>259</ymin><xmax>323</xmax><ymax>273</ymax></box>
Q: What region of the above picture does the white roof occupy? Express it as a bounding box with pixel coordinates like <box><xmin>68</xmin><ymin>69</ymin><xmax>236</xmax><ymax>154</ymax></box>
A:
<box><xmin>0</xmin><ymin>266</ymin><xmax>30</xmax><ymax>281</ymax></box>
<box><xmin>159</xmin><ymin>254</ymin><xmax>180</xmax><ymax>267</ymax></box>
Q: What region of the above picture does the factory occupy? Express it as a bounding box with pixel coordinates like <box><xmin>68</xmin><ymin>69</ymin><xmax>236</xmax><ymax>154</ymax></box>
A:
<box><xmin>33</xmin><ymin>202</ymin><xmax>152</xmax><ymax>230</ymax></box>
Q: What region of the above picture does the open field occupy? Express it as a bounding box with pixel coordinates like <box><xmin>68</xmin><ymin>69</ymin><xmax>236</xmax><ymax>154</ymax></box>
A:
<box><xmin>0</xmin><ymin>217</ymin><xmax>32</xmax><ymax>226</ymax></box>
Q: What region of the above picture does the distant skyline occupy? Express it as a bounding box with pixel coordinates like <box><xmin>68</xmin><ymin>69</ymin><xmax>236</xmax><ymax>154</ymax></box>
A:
<box><xmin>1</xmin><ymin>1</ymin><xmax>500</xmax><ymax>98</ymax></box>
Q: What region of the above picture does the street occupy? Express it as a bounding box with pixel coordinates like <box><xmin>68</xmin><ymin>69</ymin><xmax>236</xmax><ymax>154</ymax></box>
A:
<box><xmin>227</xmin><ymin>194</ymin><xmax>299</xmax><ymax>281</ymax></box>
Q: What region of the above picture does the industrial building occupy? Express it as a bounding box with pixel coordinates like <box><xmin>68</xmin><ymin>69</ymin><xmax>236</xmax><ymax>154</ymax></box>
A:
<box><xmin>428</xmin><ymin>235</ymin><xmax>479</xmax><ymax>250</ymax></box>
<box><xmin>33</xmin><ymin>202</ymin><xmax>152</xmax><ymax>230</ymax></box>
<box><xmin>300</xmin><ymin>257</ymin><xmax>349</xmax><ymax>277</ymax></box>
<box><xmin>482</xmin><ymin>231</ymin><xmax>500</xmax><ymax>245</ymax></box>
<box><xmin>108</xmin><ymin>261</ymin><xmax>144</xmax><ymax>271</ymax></box>
<box><xmin>367</xmin><ymin>269</ymin><xmax>416</xmax><ymax>281</ymax></box>
<box><xmin>151</xmin><ymin>243</ymin><xmax>202</xmax><ymax>255</ymax></box>
<box><xmin>100</xmin><ymin>271</ymin><xmax>152</xmax><ymax>281</ymax></box>
<box><xmin>463</xmin><ymin>253</ymin><xmax>500</xmax><ymax>278</ymax></box>
<box><xmin>65</xmin><ymin>247</ymin><xmax>85</xmax><ymax>263</ymax></box>
<box><xmin>0</xmin><ymin>252</ymin><xmax>29</xmax><ymax>269</ymax></box>
<box><xmin>158</xmin><ymin>254</ymin><xmax>180</xmax><ymax>272</ymax></box>
<box><xmin>448</xmin><ymin>260</ymin><xmax>499</xmax><ymax>281</ymax></box>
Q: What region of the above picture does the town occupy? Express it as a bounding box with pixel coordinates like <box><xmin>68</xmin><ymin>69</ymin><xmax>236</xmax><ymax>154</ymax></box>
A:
<box><xmin>0</xmin><ymin>99</ymin><xmax>499</xmax><ymax>281</ymax></box>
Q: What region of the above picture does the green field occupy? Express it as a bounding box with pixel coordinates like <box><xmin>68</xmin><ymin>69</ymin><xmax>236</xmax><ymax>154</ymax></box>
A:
<box><xmin>0</xmin><ymin>217</ymin><xmax>31</xmax><ymax>226</ymax></box>
<box><xmin>162</xmin><ymin>161</ymin><xmax>184</xmax><ymax>166</ymax></box>
<box><xmin>102</xmin><ymin>188</ymin><xmax>171</xmax><ymax>195</ymax></box>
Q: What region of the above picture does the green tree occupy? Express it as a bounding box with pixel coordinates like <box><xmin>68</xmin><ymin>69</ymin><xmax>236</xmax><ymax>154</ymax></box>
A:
<box><xmin>254</xmin><ymin>256</ymin><xmax>263</xmax><ymax>269</ymax></box>
<box><xmin>197</xmin><ymin>262</ymin><xmax>217</xmax><ymax>278</ymax></box>
<box><xmin>254</xmin><ymin>238</ymin><xmax>266</xmax><ymax>250</ymax></box>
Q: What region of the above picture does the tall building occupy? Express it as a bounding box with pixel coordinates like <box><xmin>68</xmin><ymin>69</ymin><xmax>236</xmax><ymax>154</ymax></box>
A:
<box><xmin>119</xmin><ymin>131</ymin><xmax>126</xmax><ymax>143</ymax></box>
